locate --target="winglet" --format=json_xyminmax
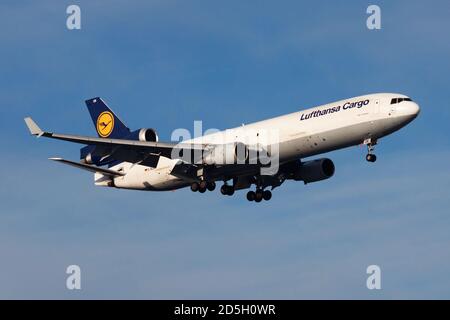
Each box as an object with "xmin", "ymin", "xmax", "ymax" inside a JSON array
[{"xmin": 24, "ymin": 117, "xmax": 44, "ymax": 137}]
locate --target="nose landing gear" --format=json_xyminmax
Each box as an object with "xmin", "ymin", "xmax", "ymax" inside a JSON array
[
  {"xmin": 366, "ymin": 153, "xmax": 377, "ymax": 163},
  {"xmin": 364, "ymin": 138, "xmax": 377, "ymax": 163}
]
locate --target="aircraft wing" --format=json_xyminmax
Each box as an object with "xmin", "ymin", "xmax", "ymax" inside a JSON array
[
  {"xmin": 24, "ymin": 117, "xmax": 206, "ymax": 162},
  {"xmin": 49, "ymin": 157, "xmax": 125, "ymax": 177}
]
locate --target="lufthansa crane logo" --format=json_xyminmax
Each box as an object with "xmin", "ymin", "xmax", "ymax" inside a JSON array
[{"xmin": 96, "ymin": 111, "xmax": 114, "ymax": 137}]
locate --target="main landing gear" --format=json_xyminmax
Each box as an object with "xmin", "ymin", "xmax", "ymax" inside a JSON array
[
  {"xmin": 246, "ymin": 189, "xmax": 272, "ymax": 202},
  {"xmin": 220, "ymin": 184, "xmax": 235, "ymax": 196},
  {"xmin": 191, "ymin": 181, "xmax": 216, "ymax": 193},
  {"xmin": 192, "ymin": 179, "xmax": 273, "ymax": 202},
  {"xmin": 364, "ymin": 138, "xmax": 377, "ymax": 163}
]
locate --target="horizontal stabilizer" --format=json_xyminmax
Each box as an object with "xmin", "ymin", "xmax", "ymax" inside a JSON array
[{"xmin": 49, "ymin": 157, "xmax": 125, "ymax": 177}]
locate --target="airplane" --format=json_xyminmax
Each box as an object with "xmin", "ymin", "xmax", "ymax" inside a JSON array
[{"xmin": 24, "ymin": 93, "xmax": 420, "ymax": 202}]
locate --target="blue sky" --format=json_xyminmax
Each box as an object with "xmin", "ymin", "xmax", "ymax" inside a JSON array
[{"xmin": 0, "ymin": 0, "xmax": 450, "ymax": 299}]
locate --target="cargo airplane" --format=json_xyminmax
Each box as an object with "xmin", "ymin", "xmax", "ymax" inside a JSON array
[{"xmin": 25, "ymin": 93, "xmax": 420, "ymax": 202}]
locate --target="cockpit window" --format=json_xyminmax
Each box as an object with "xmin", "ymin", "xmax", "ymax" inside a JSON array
[{"xmin": 391, "ymin": 97, "xmax": 413, "ymax": 104}]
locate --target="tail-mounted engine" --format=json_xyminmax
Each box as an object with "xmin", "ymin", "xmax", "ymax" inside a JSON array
[
  {"xmin": 129, "ymin": 128, "xmax": 159, "ymax": 142},
  {"xmin": 80, "ymin": 128, "xmax": 159, "ymax": 165}
]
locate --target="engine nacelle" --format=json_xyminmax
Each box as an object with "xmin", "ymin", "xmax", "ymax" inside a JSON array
[
  {"xmin": 203, "ymin": 142, "xmax": 249, "ymax": 165},
  {"xmin": 80, "ymin": 146, "xmax": 112, "ymax": 166},
  {"xmin": 137, "ymin": 128, "xmax": 158, "ymax": 142},
  {"xmin": 127, "ymin": 128, "xmax": 159, "ymax": 142},
  {"xmin": 293, "ymin": 158, "xmax": 335, "ymax": 184},
  {"xmin": 84, "ymin": 152, "xmax": 97, "ymax": 164},
  {"xmin": 83, "ymin": 152, "xmax": 115, "ymax": 166}
]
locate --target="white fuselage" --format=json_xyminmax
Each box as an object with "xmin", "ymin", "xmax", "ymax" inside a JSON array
[{"xmin": 98, "ymin": 93, "xmax": 420, "ymax": 190}]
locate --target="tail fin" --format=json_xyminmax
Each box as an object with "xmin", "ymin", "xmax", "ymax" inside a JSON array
[{"xmin": 85, "ymin": 97, "xmax": 130, "ymax": 138}]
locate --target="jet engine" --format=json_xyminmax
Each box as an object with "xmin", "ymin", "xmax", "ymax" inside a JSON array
[
  {"xmin": 80, "ymin": 145, "xmax": 112, "ymax": 165},
  {"xmin": 136, "ymin": 128, "xmax": 159, "ymax": 142},
  {"xmin": 127, "ymin": 128, "xmax": 159, "ymax": 142},
  {"xmin": 293, "ymin": 158, "xmax": 335, "ymax": 184}
]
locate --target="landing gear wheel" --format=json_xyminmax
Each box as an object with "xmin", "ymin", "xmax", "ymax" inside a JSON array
[
  {"xmin": 207, "ymin": 181, "xmax": 216, "ymax": 191},
  {"xmin": 247, "ymin": 191, "xmax": 256, "ymax": 201},
  {"xmin": 198, "ymin": 186, "xmax": 206, "ymax": 193},
  {"xmin": 199, "ymin": 180, "xmax": 207, "ymax": 189},
  {"xmin": 221, "ymin": 185, "xmax": 234, "ymax": 196},
  {"xmin": 365, "ymin": 139, "xmax": 377, "ymax": 163},
  {"xmin": 255, "ymin": 190, "xmax": 263, "ymax": 202},
  {"xmin": 263, "ymin": 190, "xmax": 272, "ymax": 201},
  {"xmin": 220, "ymin": 185, "xmax": 228, "ymax": 195},
  {"xmin": 366, "ymin": 154, "xmax": 377, "ymax": 163},
  {"xmin": 190, "ymin": 182, "xmax": 199, "ymax": 192}
]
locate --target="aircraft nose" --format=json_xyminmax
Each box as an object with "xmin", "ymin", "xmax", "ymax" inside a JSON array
[
  {"xmin": 396, "ymin": 101, "xmax": 420, "ymax": 118},
  {"xmin": 408, "ymin": 102, "xmax": 420, "ymax": 116}
]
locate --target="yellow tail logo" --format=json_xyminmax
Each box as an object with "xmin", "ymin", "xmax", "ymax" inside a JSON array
[{"xmin": 96, "ymin": 111, "xmax": 114, "ymax": 137}]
